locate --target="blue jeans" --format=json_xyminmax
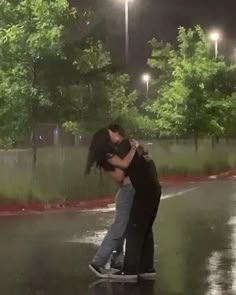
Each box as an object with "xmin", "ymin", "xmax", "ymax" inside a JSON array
[{"xmin": 92, "ymin": 183, "xmax": 135, "ymax": 267}]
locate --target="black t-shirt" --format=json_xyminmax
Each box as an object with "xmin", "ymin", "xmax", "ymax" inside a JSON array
[
  {"xmin": 127, "ymin": 151, "xmax": 161, "ymax": 195},
  {"xmin": 101, "ymin": 139, "xmax": 161, "ymax": 195},
  {"xmin": 116, "ymin": 139, "xmax": 161, "ymax": 194}
]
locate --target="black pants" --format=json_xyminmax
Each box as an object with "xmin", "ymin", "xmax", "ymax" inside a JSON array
[{"xmin": 123, "ymin": 190, "xmax": 161, "ymax": 274}]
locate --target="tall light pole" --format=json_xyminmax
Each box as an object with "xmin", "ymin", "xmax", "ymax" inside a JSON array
[
  {"xmin": 125, "ymin": 0, "xmax": 129, "ymax": 63},
  {"xmin": 210, "ymin": 31, "xmax": 220, "ymax": 58},
  {"xmin": 142, "ymin": 73, "xmax": 151, "ymax": 96},
  {"xmin": 233, "ymin": 48, "xmax": 236, "ymax": 64},
  {"xmin": 116, "ymin": 0, "xmax": 133, "ymax": 64},
  {"xmin": 124, "ymin": 0, "xmax": 133, "ymax": 64}
]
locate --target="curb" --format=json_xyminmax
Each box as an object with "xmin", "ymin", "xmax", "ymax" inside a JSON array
[
  {"xmin": 0, "ymin": 169, "xmax": 235, "ymax": 216},
  {"xmin": 0, "ymin": 198, "xmax": 114, "ymax": 216},
  {"xmin": 160, "ymin": 169, "xmax": 236, "ymax": 184}
]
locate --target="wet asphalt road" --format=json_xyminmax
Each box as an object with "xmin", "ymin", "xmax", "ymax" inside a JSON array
[{"xmin": 0, "ymin": 179, "xmax": 236, "ymax": 295}]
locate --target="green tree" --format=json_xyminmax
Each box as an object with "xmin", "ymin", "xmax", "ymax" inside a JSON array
[
  {"xmin": 147, "ymin": 26, "xmax": 236, "ymax": 150},
  {"xmin": 146, "ymin": 34, "xmax": 187, "ymax": 139},
  {"xmin": 0, "ymin": 0, "xmax": 139, "ymax": 153},
  {"xmin": 147, "ymin": 38, "xmax": 173, "ymax": 96},
  {"xmin": 0, "ymin": 0, "xmax": 85, "ymax": 163},
  {"xmin": 60, "ymin": 71, "xmax": 141, "ymax": 136}
]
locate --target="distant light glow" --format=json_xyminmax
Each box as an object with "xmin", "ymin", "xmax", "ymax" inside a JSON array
[
  {"xmin": 142, "ymin": 73, "xmax": 151, "ymax": 82},
  {"xmin": 210, "ymin": 31, "xmax": 220, "ymax": 41},
  {"xmin": 117, "ymin": 0, "xmax": 134, "ymax": 3}
]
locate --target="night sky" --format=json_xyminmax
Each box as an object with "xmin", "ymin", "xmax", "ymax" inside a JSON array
[{"xmin": 78, "ymin": 0, "xmax": 236, "ymax": 81}]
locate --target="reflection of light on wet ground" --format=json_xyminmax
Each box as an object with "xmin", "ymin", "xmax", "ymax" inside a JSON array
[
  {"xmin": 67, "ymin": 230, "xmax": 107, "ymax": 246},
  {"xmin": 207, "ymin": 251, "xmax": 223, "ymax": 295},
  {"xmin": 89, "ymin": 279, "xmax": 155, "ymax": 294},
  {"xmin": 227, "ymin": 217, "xmax": 236, "ymax": 225},
  {"xmin": 230, "ymin": 217, "xmax": 236, "ymax": 293},
  {"xmin": 225, "ymin": 214, "xmax": 236, "ymax": 293},
  {"xmin": 208, "ymin": 213, "xmax": 236, "ymax": 294},
  {"xmin": 66, "ymin": 187, "xmax": 199, "ymax": 248}
]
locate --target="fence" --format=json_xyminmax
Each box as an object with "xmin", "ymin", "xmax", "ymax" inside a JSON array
[{"xmin": 0, "ymin": 139, "xmax": 235, "ymax": 202}]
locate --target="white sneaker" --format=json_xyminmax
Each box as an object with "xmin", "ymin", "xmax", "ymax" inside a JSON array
[
  {"xmin": 89, "ymin": 263, "xmax": 109, "ymax": 279},
  {"xmin": 109, "ymin": 271, "xmax": 138, "ymax": 281},
  {"xmin": 139, "ymin": 269, "xmax": 156, "ymax": 279}
]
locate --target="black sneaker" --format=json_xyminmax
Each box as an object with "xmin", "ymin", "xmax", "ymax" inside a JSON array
[
  {"xmin": 89, "ymin": 263, "xmax": 109, "ymax": 279},
  {"xmin": 139, "ymin": 269, "xmax": 156, "ymax": 279},
  {"xmin": 109, "ymin": 271, "xmax": 138, "ymax": 281}
]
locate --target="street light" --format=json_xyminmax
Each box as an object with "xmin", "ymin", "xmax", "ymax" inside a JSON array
[
  {"xmin": 210, "ymin": 31, "xmax": 221, "ymax": 58},
  {"xmin": 120, "ymin": 0, "xmax": 134, "ymax": 64},
  {"xmin": 142, "ymin": 73, "xmax": 151, "ymax": 96},
  {"xmin": 233, "ymin": 48, "xmax": 236, "ymax": 64}
]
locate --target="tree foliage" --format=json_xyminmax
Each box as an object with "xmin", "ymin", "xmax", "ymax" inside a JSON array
[
  {"xmin": 146, "ymin": 26, "xmax": 236, "ymax": 148},
  {"xmin": 0, "ymin": 0, "xmax": 137, "ymax": 148}
]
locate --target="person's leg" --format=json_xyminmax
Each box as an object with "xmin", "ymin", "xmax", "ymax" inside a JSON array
[
  {"xmin": 139, "ymin": 229, "xmax": 155, "ymax": 272},
  {"xmin": 121, "ymin": 194, "xmax": 151, "ymax": 274},
  {"xmin": 92, "ymin": 183, "xmax": 135, "ymax": 267},
  {"xmin": 110, "ymin": 191, "xmax": 160, "ymax": 278},
  {"xmin": 110, "ymin": 238, "xmax": 124, "ymax": 269},
  {"xmin": 139, "ymin": 198, "xmax": 160, "ymax": 276}
]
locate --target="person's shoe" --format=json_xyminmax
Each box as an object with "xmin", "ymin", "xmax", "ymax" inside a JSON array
[
  {"xmin": 110, "ymin": 262, "xmax": 123, "ymax": 273},
  {"xmin": 89, "ymin": 263, "xmax": 109, "ymax": 279},
  {"xmin": 110, "ymin": 267, "xmax": 122, "ymax": 274},
  {"xmin": 109, "ymin": 271, "xmax": 138, "ymax": 281},
  {"xmin": 139, "ymin": 269, "xmax": 156, "ymax": 279}
]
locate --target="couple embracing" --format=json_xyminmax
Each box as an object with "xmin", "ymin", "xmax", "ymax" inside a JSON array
[{"xmin": 85, "ymin": 124, "xmax": 161, "ymax": 281}]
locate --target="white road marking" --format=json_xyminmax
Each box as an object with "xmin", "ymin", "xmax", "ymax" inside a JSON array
[
  {"xmin": 161, "ymin": 187, "xmax": 199, "ymax": 200},
  {"xmin": 80, "ymin": 207, "xmax": 116, "ymax": 213},
  {"xmin": 209, "ymin": 175, "xmax": 217, "ymax": 179},
  {"xmin": 68, "ymin": 231, "xmax": 107, "ymax": 246},
  {"xmin": 80, "ymin": 187, "xmax": 199, "ymax": 213},
  {"xmin": 68, "ymin": 187, "xmax": 199, "ymax": 246}
]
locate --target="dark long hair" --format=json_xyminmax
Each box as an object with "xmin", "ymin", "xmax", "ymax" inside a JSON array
[
  {"xmin": 85, "ymin": 128, "xmax": 113, "ymax": 175},
  {"xmin": 108, "ymin": 123, "xmax": 126, "ymax": 137}
]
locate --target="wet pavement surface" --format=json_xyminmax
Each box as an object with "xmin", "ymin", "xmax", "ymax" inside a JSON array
[{"xmin": 1, "ymin": 179, "xmax": 236, "ymax": 295}]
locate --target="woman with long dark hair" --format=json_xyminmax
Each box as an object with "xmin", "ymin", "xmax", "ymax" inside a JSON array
[
  {"xmin": 85, "ymin": 126, "xmax": 161, "ymax": 281},
  {"xmin": 86, "ymin": 126, "xmax": 136, "ymax": 279}
]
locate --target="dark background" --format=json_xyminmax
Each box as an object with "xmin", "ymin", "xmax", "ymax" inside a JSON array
[{"xmin": 75, "ymin": 0, "xmax": 236, "ymax": 83}]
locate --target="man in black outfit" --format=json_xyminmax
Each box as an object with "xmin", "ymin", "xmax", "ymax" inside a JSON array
[{"xmin": 108, "ymin": 124, "xmax": 162, "ymax": 280}]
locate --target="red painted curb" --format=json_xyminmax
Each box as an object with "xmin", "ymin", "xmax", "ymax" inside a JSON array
[
  {"xmin": 0, "ymin": 198, "xmax": 114, "ymax": 215},
  {"xmin": 160, "ymin": 169, "xmax": 236, "ymax": 184},
  {"xmin": 0, "ymin": 169, "xmax": 235, "ymax": 216},
  {"xmin": 160, "ymin": 175, "xmax": 208, "ymax": 184}
]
